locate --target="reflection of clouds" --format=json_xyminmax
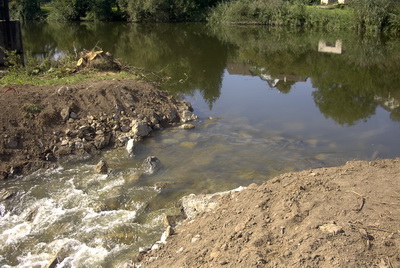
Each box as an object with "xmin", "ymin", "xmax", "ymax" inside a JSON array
[{"xmin": 318, "ymin": 40, "xmax": 342, "ymax": 54}]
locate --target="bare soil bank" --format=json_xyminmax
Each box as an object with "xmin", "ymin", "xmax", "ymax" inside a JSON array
[
  {"xmin": 140, "ymin": 158, "xmax": 400, "ymax": 268},
  {"xmin": 0, "ymin": 79, "xmax": 194, "ymax": 179}
]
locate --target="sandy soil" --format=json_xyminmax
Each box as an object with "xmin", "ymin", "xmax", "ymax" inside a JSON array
[
  {"xmin": 139, "ymin": 158, "xmax": 400, "ymax": 268},
  {"xmin": 0, "ymin": 79, "xmax": 194, "ymax": 179}
]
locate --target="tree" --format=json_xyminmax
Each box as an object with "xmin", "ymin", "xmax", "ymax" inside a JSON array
[
  {"xmin": 48, "ymin": 0, "xmax": 115, "ymax": 21},
  {"xmin": 10, "ymin": 0, "xmax": 41, "ymax": 20}
]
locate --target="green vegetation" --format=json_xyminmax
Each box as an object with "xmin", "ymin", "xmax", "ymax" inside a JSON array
[
  {"xmin": 0, "ymin": 49, "xmax": 137, "ymax": 86},
  {"xmin": 6, "ymin": 0, "xmax": 400, "ymax": 34},
  {"xmin": 208, "ymin": 0, "xmax": 400, "ymax": 34},
  {"xmin": 9, "ymin": 0, "xmax": 42, "ymax": 20},
  {"xmin": 23, "ymin": 104, "xmax": 43, "ymax": 118}
]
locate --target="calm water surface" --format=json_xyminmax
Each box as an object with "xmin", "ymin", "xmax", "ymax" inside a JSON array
[{"xmin": 1, "ymin": 22, "xmax": 400, "ymax": 267}]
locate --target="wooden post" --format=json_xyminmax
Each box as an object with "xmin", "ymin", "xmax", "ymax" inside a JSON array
[{"xmin": 0, "ymin": 0, "xmax": 24, "ymax": 66}]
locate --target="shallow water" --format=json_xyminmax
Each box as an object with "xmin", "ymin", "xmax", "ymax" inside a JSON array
[{"xmin": 1, "ymin": 22, "xmax": 400, "ymax": 267}]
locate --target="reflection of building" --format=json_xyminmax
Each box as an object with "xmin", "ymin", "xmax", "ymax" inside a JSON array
[
  {"xmin": 226, "ymin": 63, "xmax": 254, "ymax": 76},
  {"xmin": 320, "ymin": 0, "xmax": 346, "ymax": 4},
  {"xmin": 318, "ymin": 40, "xmax": 343, "ymax": 54},
  {"xmin": 374, "ymin": 95, "xmax": 400, "ymax": 111},
  {"xmin": 259, "ymin": 73, "xmax": 307, "ymax": 88},
  {"xmin": 226, "ymin": 63, "xmax": 307, "ymax": 91}
]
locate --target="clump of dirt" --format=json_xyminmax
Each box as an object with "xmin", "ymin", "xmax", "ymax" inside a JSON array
[
  {"xmin": 0, "ymin": 79, "xmax": 196, "ymax": 178},
  {"xmin": 139, "ymin": 158, "xmax": 400, "ymax": 268}
]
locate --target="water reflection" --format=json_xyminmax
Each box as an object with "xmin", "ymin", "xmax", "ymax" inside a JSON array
[
  {"xmin": 21, "ymin": 22, "xmax": 400, "ymax": 126},
  {"xmin": 318, "ymin": 40, "xmax": 342, "ymax": 54}
]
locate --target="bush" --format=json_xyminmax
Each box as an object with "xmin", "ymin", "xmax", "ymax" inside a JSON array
[
  {"xmin": 48, "ymin": 0, "xmax": 113, "ymax": 21},
  {"xmin": 10, "ymin": 0, "xmax": 42, "ymax": 20},
  {"xmin": 117, "ymin": 0, "xmax": 220, "ymax": 22},
  {"xmin": 350, "ymin": 0, "xmax": 393, "ymax": 32}
]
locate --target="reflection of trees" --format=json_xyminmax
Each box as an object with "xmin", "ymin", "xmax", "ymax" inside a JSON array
[
  {"xmin": 23, "ymin": 22, "xmax": 227, "ymax": 108},
  {"xmin": 312, "ymin": 85, "xmax": 376, "ymax": 126},
  {"xmin": 210, "ymin": 25, "xmax": 400, "ymax": 125}
]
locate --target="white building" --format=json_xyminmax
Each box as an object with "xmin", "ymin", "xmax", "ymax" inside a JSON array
[{"xmin": 320, "ymin": 0, "xmax": 346, "ymax": 4}]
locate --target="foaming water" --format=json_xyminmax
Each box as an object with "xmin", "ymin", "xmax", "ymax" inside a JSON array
[{"xmin": 0, "ymin": 161, "xmax": 166, "ymax": 267}]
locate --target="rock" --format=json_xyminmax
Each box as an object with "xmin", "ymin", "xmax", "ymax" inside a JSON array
[
  {"xmin": 48, "ymin": 240, "xmax": 81, "ymax": 268},
  {"xmin": 69, "ymin": 111, "xmax": 78, "ymax": 119},
  {"xmin": 162, "ymin": 214, "xmax": 184, "ymax": 227},
  {"xmin": 151, "ymin": 243, "xmax": 161, "ymax": 251},
  {"xmin": 318, "ymin": 223, "xmax": 344, "ymax": 235},
  {"xmin": 191, "ymin": 234, "xmax": 201, "ymax": 243},
  {"xmin": 179, "ymin": 123, "xmax": 195, "ymax": 129},
  {"xmin": 160, "ymin": 226, "xmax": 174, "ymax": 243},
  {"xmin": 94, "ymin": 133, "xmax": 111, "ymax": 149},
  {"xmin": 0, "ymin": 188, "xmax": 14, "ymax": 201},
  {"xmin": 0, "ymin": 203, "xmax": 5, "ymax": 217},
  {"xmin": 154, "ymin": 181, "xmax": 176, "ymax": 192},
  {"xmin": 0, "ymin": 171, "xmax": 8, "ymax": 180},
  {"xmin": 6, "ymin": 139, "xmax": 18, "ymax": 149},
  {"xmin": 131, "ymin": 120, "xmax": 151, "ymax": 137},
  {"xmin": 120, "ymin": 125, "xmax": 131, "ymax": 133},
  {"xmin": 180, "ymin": 186, "xmax": 246, "ymax": 220},
  {"xmin": 60, "ymin": 107, "xmax": 70, "ymax": 121},
  {"xmin": 180, "ymin": 142, "xmax": 197, "ymax": 149},
  {"xmin": 139, "ymin": 245, "xmax": 152, "ymax": 253},
  {"xmin": 126, "ymin": 139, "xmax": 136, "ymax": 157},
  {"xmin": 95, "ymin": 160, "xmax": 108, "ymax": 174},
  {"xmin": 141, "ymin": 156, "xmax": 162, "ymax": 175},
  {"xmin": 180, "ymin": 110, "xmax": 198, "ymax": 123},
  {"xmin": 61, "ymin": 139, "xmax": 69, "ymax": 146}
]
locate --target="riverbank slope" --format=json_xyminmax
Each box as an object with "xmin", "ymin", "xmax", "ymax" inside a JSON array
[
  {"xmin": 0, "ymin": 79, "xmax": 195, "ymax": 178},
  {"xmin": 139, "ymin": 158, "xmax": 400, "ymax": 267}
]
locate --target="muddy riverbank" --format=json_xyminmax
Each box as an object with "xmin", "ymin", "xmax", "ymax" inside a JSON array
[
  {"xmin": 0, "ymin": 79, "xmax": 196, "ymax": 179},
  {"xmin": 138, "ymin": 158, "xmax": 400, "ymax": 268}
]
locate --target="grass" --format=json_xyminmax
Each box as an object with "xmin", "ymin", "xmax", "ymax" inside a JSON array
[
  {"xmin": 0, "ymin": 70, "xmax": 137, "ymax": 86},
  {"xmin": 0, "ymin": 50, "xmax": 140, "ymax": 86},
  {"xmin": 208, "ymin": 1, "xmax": 400, "ymax": 34}
]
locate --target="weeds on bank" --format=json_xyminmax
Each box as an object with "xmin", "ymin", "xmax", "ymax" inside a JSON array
[
  {"xmin": 0, "ymin": 48, "xmax": 139, "ymax": 86},
  {"xmin": 208, "ymin": 0, "xmax": 400, "ymax": 34}
]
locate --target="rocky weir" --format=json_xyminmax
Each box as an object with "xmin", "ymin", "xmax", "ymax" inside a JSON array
[
  {"xmin": 0, "ymin": 79, "xmax": 197, "ymax": 179},
  {"xmin": 0, "ymin": 78, "xmax": 201, "ymax": 267}
]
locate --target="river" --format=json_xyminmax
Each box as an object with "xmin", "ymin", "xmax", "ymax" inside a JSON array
[{"xmin": 1, "ymin": 22, "xmax": 400, "ymax": 267}]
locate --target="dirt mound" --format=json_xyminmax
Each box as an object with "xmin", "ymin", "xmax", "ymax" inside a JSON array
[
  {"xmin": 0, "ymin": 79, "xmax": 195, "ymax": 178},
  {"xmin": 139, "ymin": 158, "xmax": 400, "ymax": 268}
]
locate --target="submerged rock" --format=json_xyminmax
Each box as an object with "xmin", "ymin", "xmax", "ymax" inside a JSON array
[
  {"xmin": 0, "ymin": 188, "xmax": 14, "ymax": 201},
  {"xmin": 141, "ymin": 156, "xmax": 162, "ymax": 175},
  {"xmin": 95, "ymin": 160, "xmax": 108, "ymax": 174},
  {"xmin": 179, "ymin": 123, "xmax": 195, "ymax": 129}
]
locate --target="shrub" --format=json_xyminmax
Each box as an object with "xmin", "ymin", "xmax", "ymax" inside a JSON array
[
  {"xmin": 10, "ymin": 0, "xmax": 42, "ymax": 20},
  {"xmin": 350, "ymin": 0, "xmax": 393, "ymax": 33}
]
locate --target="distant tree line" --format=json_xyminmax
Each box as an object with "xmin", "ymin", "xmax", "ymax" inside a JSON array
[
  {"xmin": 8, "ymin": 0, "xmax": 223, "ymax": 22},
  {"xmin": 6, "ymin": 0, "xmax": 400, "ymax": 33}
]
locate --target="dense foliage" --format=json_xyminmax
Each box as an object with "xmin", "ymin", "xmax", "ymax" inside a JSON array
[
  {"xmin": 10, "ymin": 0, "xmax": 42, "ymax": 20},
  {"xmin": 5, "ymin": 0, "xmax": 400, "ymax": 33},
  {"xmin": 208, "ymin": 0, "xmax": 400, "ymax": 33}
]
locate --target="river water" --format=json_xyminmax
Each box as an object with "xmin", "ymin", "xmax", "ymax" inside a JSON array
[{"xmin": 1, "ymin": 22, "xmax": 400, "ymax": 267}]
